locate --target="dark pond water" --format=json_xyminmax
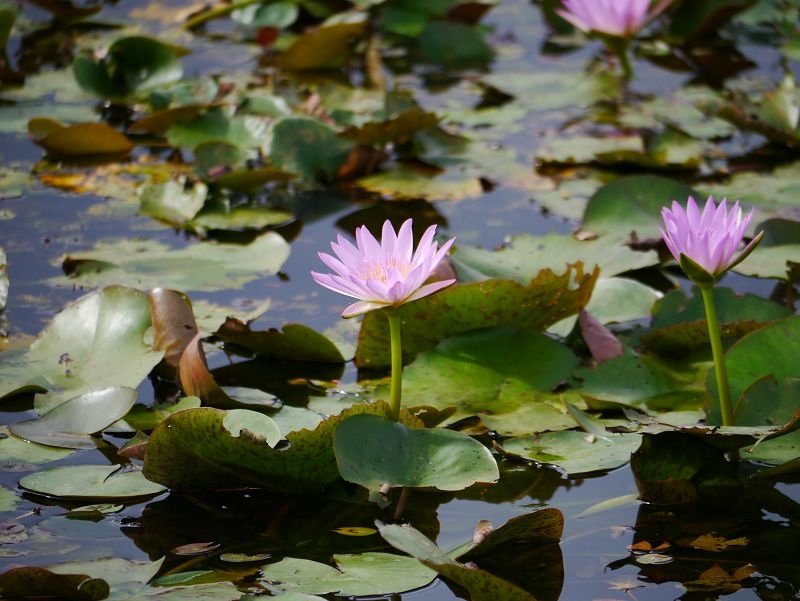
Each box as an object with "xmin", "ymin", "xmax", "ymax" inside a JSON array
[{"xmin": 1, "ymin": 0, "xmax": 799, "ymax": 600}]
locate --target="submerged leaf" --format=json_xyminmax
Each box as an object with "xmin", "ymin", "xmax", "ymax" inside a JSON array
[{"xmin": 0, "ymin": 567, "xmax": 109, "ymax": 601}]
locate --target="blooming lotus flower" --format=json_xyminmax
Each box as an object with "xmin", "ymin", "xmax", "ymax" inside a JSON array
[
  {"xmin": 659, "ymin": 196, "xmax": 762, "ymax": 283},
  {"xmin": 557, "ymin": 0, "xmax": 672, "ymax": 37},
  {"xmin": 312, "ymin": 219, "xmax": 456, "ymax": 318}
]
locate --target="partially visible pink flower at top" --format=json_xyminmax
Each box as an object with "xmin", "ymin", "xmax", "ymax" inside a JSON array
[
  {"xmin": 659, "ymin": 196, "xmax": 759, "ymax": 280},
  {"xmin": 311, "ymin": 219, "xmax": 456, "ymax": 318},
  {"xmin": 557, "ymin": 0, "xmax": 672, "ymax": 37}
]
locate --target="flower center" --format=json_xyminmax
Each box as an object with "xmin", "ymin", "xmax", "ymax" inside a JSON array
[{"xmin": 361, "ymin": 255, "xmax": 410, "ymax": 283}]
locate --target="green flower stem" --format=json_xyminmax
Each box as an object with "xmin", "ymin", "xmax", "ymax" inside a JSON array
[
  {"xmin": 617, "ymin": 48, "xmax": 633, "ymax": 81},
  {"xmin": 387, "ymin": 309, "xmax": 403, "ymax": 422},
  {"xmin": 699, "ymin": 284, "xmax": 734, "ymax": 427}
]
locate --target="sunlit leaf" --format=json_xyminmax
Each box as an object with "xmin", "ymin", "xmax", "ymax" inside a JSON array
[{"xmin": 20, "ymin": 465, "xmax": 166, "ymax": 500}]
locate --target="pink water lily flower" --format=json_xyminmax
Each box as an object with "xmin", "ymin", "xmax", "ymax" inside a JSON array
[
  {"xmin": 557, "ymin": 0, "xmax": 672, "ymax": 37},
  {"xmin": 312, "ymin": 219, "xmax": 456, "ymax": 318},
  {"xmin": 659, "ymin": 196, "xmax": 761, "ymax": 281}
]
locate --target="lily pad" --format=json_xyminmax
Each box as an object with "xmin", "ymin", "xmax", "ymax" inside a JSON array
[
  {"xmin": 166, "ymin": 108, "xmax": 268, "ymax": 151},
  {"xmin": 397, "ymin": 327, "xmax": 578, "ymax": 431},
  {"xmin": 260, "ymin": 552, "xmax": 435, "ymax": 596},
  {"xmin": 142, "ymin": 401, "xmax": 420, "ymax": 492},
  {"xmin": 0, "ymin": 426, "xmax": 74, "ymax": 468},
  {"xmin": 10, "ymin": 387, "xmax": 137, "ymax": 449},
  {"xmin": 580, "ymin": 175, "xmax": 698, "ymax": 242},
  {"xmin": 24, "ymin": 286, "xmax": 163, "ymax": 412},
  {"xmin": 500, "ymin": 430, "xmax": 642, "ymax": 476},
  {"xmin": 452, "ymin": 233, "xmax": 657, "ymax": 282},
  {"xmin": 29, "ymin": 120, "xmax": 133, "ymax": 158},
  {"xmin": 642, "ymin": 287, "xmax": 792, "ymax": 356},
  {"xmin": 732, "ymin": 218, "xmax": 800, "ymax": 280},
  {"xmin": 0, "ymin": 566, "xmax": 109, "ymax": 601},
  {"xmin": 707, "ymin": 316, "xmax": 800, "ymax": 420},
  {"xmin": 0, "ymin": 246, "xmax": 6, "ymax": 310},
  {"xmin": 334, "ymin": 414, "xmax": 499, "ymax": 492},
  {"xmin": 59, "ymin": 232, "xmax": 290, "ymax": 292},
  {"xmin": 356, "ymin": 264, "xmax": 598, "ymax": 368},
  {"xmin": 214, "ymin": 320, "xmax": 345, "ymax": 363},
  {"xmin": 279, "ymin": 21, "xmax": 367, "ymax": 71},
  {"xmin": 74, "ymin": 36, "xmax": 184, "ymax": 99},
  {"xmin": 378, "ymin": 523, "xmax": 538, "ymax": 601},
  {"xmin": 269, "ymin": 118, "xmax": 354, "ymax": 182},
  {"xmin": 20, "ymin": 465, "xmax": 166, "ymax": 500},
  {"xmin": 139, "ymin": 180, "xmax": 208, "ymax": 227}
]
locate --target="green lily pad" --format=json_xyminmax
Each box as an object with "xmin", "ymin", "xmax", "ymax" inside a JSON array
[
  {"xmin": 341, "ymin": 108, "xmax": 439, "ymax": 146},
  {"xmin": 142, "ymin": 401, "xmax": 419, "ymax": 492},
  {"xmin": 356, "ymin": 264, "xmax": 598, "ymax": 369},
  {"xmin": 125, "ymin": 397, "xmax": 202, "ymax": 431},
  {"xmin": 139, "ymin": 180, "xmax": 208, "ymax": 227},
  {"xmin": 10, "ymin": 387, "xmax": 137, "ymax": 449},
  {"xmin": 0, "ymin": 566, "xmax": 109, "ymax": 601},
  {"xmin": 397, "ymin": 328, "xmax": 578, "ymax": 431},
  {"xmin": 580, "ymin": 175, "xmax": 698, "ymax": 242},
  {"xmin": 269, "ymin": 118, "xmax": 354, "ymax": 182},
  {"xmin": 24, "ymin": 286, "xmax": 163, "ymax": 412},
  {"xmin": 549, "ymin": 277, "xmax": 664, "ymax": 337},
  {"xmin": 166, "ymin": 108, "xmax": 268, "ymax": 151},
  {"xmin": 0, "ymin": 485, "xmax": 16, "ymax": 511},
  {"xmin": 260, "ymin": 552, "xmax": 435, "ymax": 596},
  {"xmin": 334, "ymin": 414, "xmax": 499, "ymax": 492},
  {"xmin": 214, "ymin": 320, "xmax": 345, "ymax": 362},
  {"xmin": 453, "ymin": 508, "xmax": 564, "ymax": 560},
  {"xmin": 0, "ymin": 426, "xmax": 74, "ymax": 468},
  {"xmin": 58, "ymin": 232, "xmax": 290, "ymax": 292},
  {"xmin": 20, "ymin": 465, "xmax": 166, "ymax": 500},
  {"xmin": 48, "ymin": 557, "xmax": 163, "ymax": 587},
  {"xmin": 642, "ymin": 287, "xmax": 792, "ymax": 356},
  {"xmin": 732, "ymin": 218, "xmax": 800, "ymax": 280},
  {"xmin": 279, "ymin": 21, "xmax": 367, "ymax": 71},
  {"xmin": 707, "ymin": 316, "xmax": 800, "ymax": 422},
  {"xmin": 74, "ymin": 36, "xmax": 184, "ymax": 99},
  {"xmin": 355, "ymin": 163, "xmax": 484, "ymax": 201},
  {"xmin": 378, "ymin": 523, "xmax": 538, "ymax": 601},
  {"xmin": 577, "ymin": 351, "xmax": 702, "ymax": 409},
  {"xmin": 500, "ymin": 430, "xmax": 642, "ymax": 476},
  {"xmin": 482, "ymin": 70, "xmax": 616, "ymax": 113},
  {"xmin": 452, "ymin": 233, "xmax": 657, "ymax": 282},
  {"xmin": 417, "ymin": 21, "xmax": 492, "ymax": 68},
  {"xmin": 737, "ymin": 377, "xmax": 800, "ymax": 465}
]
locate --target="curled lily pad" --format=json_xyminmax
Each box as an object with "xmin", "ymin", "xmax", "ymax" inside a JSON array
[
  {"xmin": 214, "ymin": 320, "xmax": 346, "ymax": 363},
  {"xmin": 10, "ymin": 387, "xmax": 137, "ymax": 449},
  {"xmin": 20, "ymin": 465, "xmax": 166, "ymax": 500}
]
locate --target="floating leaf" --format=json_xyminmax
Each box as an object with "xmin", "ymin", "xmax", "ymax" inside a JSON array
[
  {"xmin": 10, "ymin": 387, "xmax": 137, "ymax": 449},
  {"xmin": 707, "ymin": 316, "xmax": 800, "ymax": 422},
  {"xmin": 500, "ymin": 430, "xmax": 641, "ymax": 476},
  {"xmin": 378, "ymin": 523, "xmax": 538, "ymax": 601},
  {"xmin": 356, "ymin": 264, "xmax": 598, "ymax": 368},
  {"xmin": 142, "ymin": 402, "xmax": 419, "ymax": 492},
  {"xmin": 397, "ymin": 327, "xmax": 578, "ymax": 432},
  {"xmin": 340, "ymin": 108, "xmax": 439, "ymax": 146},
  {"xmin": 20, "ymin": 465, "xmax": 166, "ymax": 500},
  {"xmin": 681, "ymin": 564, "xmax": 757, "ymax": 594},
  {"xmin": 334, "ymin": 414, "xmax": 498, "ymax": 492},
  {"xmin": 59, "ymin": 232, "xmax": 290, "ymax": 292},
  {"xmin": 453, "ymin": 234, "xmax": 656, "ymax": 282},
  {"xmin": 24, "ymin": 286, "xmax": 163, "ymax": 412},
  {"xmin": 279, "ymin": 21, "xmax": 367, "ymax": 71},
  {"xmin": 0, "ymin": 567, "xmax": 109, "ymax": 601},
  {"xmin": 269, "ymin": 118, "xmax": 354, "ymax": 182},
  {"xmin": 417, "ymin": 21, "xmax": 492, "ymax": 68},
  {"xmin": 125, "ymin": 397, "xmax": 202, "ymax": 432},
  {"xmin": 29, "ymin": 120, "xmax": 133, "ymax": 158},
  {"xmin": 580, "ymin": 175, "xmax": 698, "ymax": 242},
  {"xmin": 731, "ymin": 218, "xmax": 800, "ymax": 280},
  {"xmin": 0, "ymin": 425, "xmax": 74, "ymax": 469},
  {"xmin": 139, "ymin": 180, "xmax": 207, "ymax": 227},
  {"xmin": 214, "ymin": 320, "xmax": 345, "ymax": 363},
  {"xmin": 688, "ymin": 534, "xmax": 749, "ymax": 552},
  {"xmin": 0, "ymin": 485, "xmax": 17, "ymax": 511},
  {"xmin": 74, "ymin": 36, "xmax": 184, "ymax": 99},
  {"xmin": 172, "ymin": 542, "xmax": 221, "ymax": 556},
  {"xmin": 642, "ymin": 287, "xmax": 791, "ymax": 356},
  {"xmin": 166, "ymin": 108, "xmax": 268, "ymax": 151},
  {"xmin": 260, "ymin": 552, "xmax": 435, "ymax": 596},
  {"xmin": 332, "ymin": 527, "xmax": 376, "ymax": 537}
]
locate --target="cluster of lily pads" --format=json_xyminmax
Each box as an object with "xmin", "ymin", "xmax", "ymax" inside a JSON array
[{"xmin": 0, "ymin": 0, "xmax": 799, "ymax": 598}]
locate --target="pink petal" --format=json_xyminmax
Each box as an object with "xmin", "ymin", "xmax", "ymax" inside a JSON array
[
  {"xmin": 404, "ymin": 279, "xmax": 456, "ymax": 303},
  {"xmin": 342, "ymin": 300, "xmax": 388, "ymax": 318}
]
